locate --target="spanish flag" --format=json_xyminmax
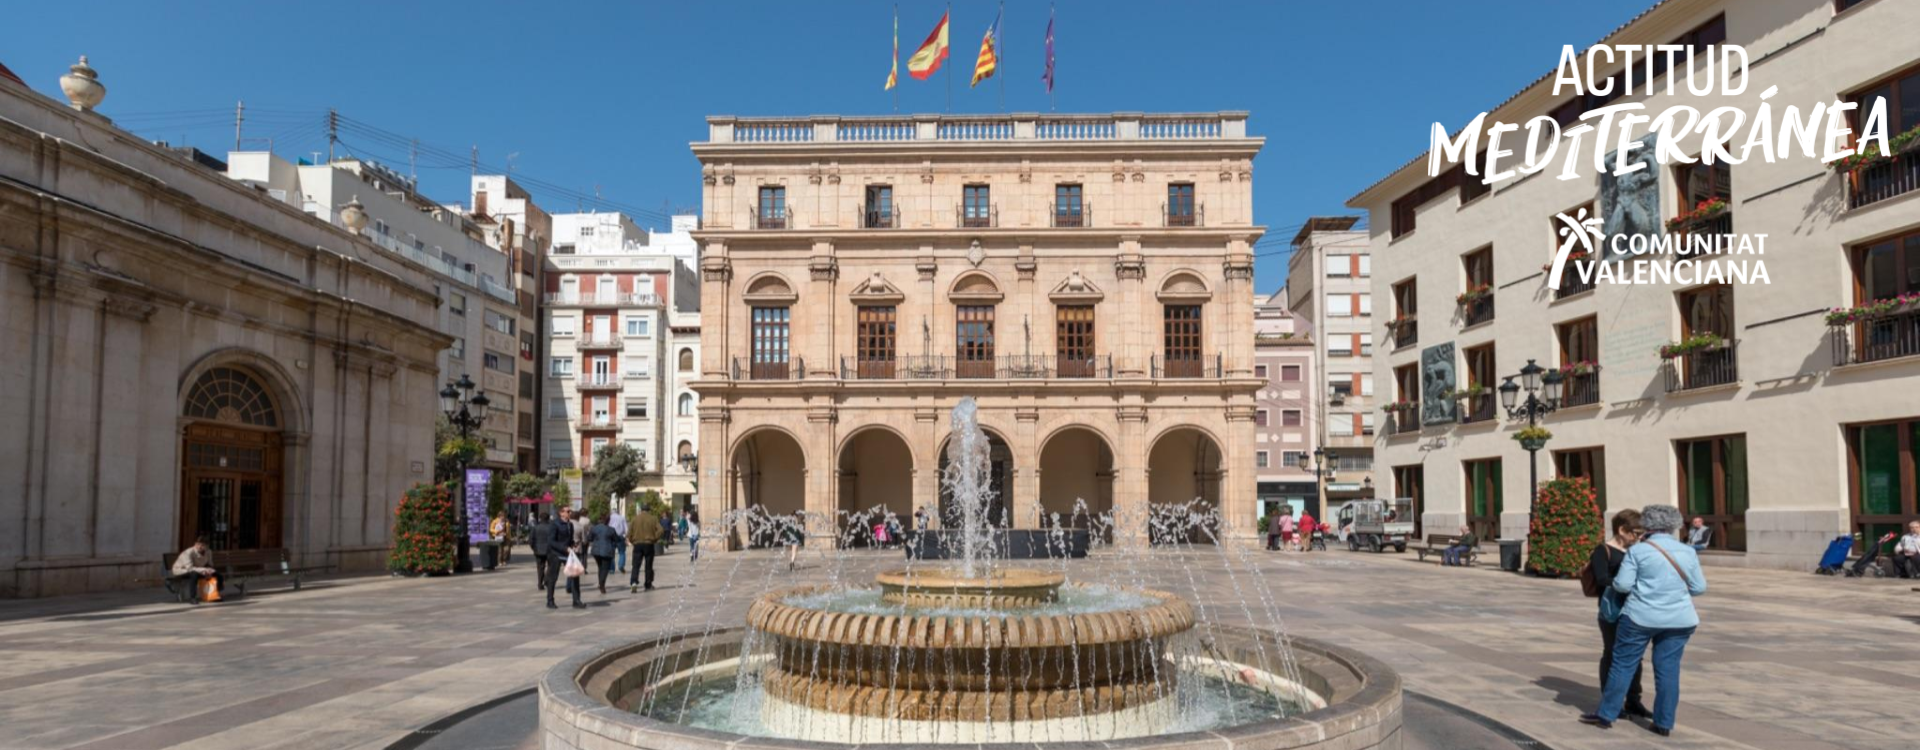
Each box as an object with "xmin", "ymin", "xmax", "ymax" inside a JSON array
[
  {"xmin": 970, "ymin": 11, "xmax": 1000, "ymax": 87},
  {"xmin": 884, "ymin": 9, "xmax": 898, "ymax": 90},
  {"xmin": 906, "ymin": 12, "xmax": 949, "ymax": 80}
]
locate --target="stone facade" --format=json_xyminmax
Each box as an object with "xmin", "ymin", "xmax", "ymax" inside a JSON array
[
  {"xmin": 690, "ymin": 113, "xmax": 1265, "ymax": 544},
  {"xmin": 0, "ymin": 75, "xmax": 447, "ymax": 595}
]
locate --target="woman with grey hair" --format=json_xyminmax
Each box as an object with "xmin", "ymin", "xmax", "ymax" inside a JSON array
[{"xmin": 1582, "ymin": 504, "xmax": 1706, "ymax": 736}]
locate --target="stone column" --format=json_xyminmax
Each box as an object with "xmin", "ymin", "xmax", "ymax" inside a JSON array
[
  {"xmin": 93, "ymin": 295, "xmax": 156, "ymax": 559},
  {"xmin": 807, "ymin": 407, "xmax": 838, "ymax": 539},
  {"xmin": 1222, "ymin": 236, "xmax": 1256, "ymax": 377},
  {"xmin": 698, "ymin": 405, "xmax": 733, "ymax": 552},
  {"xmin": 1113, "ymin": 400, "xmax": 1149, "ymax": 547},
  {"xmin": 699, "ymin": 247, "xmax": 731, "ymax": 379},
  {"xmin": 1013, "ymin": 409, "xmax": 1040, "ymax": 528},
  {"xmin": 806, "ymin": 243, "xmax": 837, "ymax": 378},
  {"xmin": 1114, "ymin": 241, "xmax": 1146, "ymax": 377},
  {"xmin": 913, "ymin": 408, "xmax": 941, "ymax": 524}
]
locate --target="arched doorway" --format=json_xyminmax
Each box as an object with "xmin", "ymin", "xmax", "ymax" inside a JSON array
[
  {"xmin": 731, "ymin": 428, "xmax": 806, "ymax": 548},
  {"xmin": 179, "ymin": 366, "xmax": 286, "ymax": 553},
  {"xmin": 1038, "ymin": 427, "xmax": 1114, "ymax": 531},
  {"xmin": 1147, "ymin": 426, "xmax": 1223, "ymax": 544},
  {"xmin": 837, "ymin": 428, "xmax": 915, "ymax": 546},
  {"xmin": 937, "ymin": 428, "xmax": 1014, "ymax": 528}
]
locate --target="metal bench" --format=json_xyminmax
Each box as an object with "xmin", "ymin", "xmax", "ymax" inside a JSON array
[
  {"xmin": 158, "ymin": 548, "xmax": 331, "ymax": 600},
  {"xmin": 1413, "ymin": 534, "xmax": 1479, "ymax": 565}
]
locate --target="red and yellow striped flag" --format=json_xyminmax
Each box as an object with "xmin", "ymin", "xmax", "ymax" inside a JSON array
[
  {"xmin": 906, "ymin": 12, "xmax": 949, "ymax": 80},
  {"xmin": 884, "ymin": 10, "xmax": 898, "ymax": 90},
  {"xmin": 970, "ymin": 12, "xmax": 1001, "ymax": 87}
]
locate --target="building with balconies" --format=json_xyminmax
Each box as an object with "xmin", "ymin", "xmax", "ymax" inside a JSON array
[
  {"xmin": 1253, "ymin": 293, "xmax": 1321, "ymax": 522},
  {"xmin": 1282, "ymin": 217, "xmax": 1377, "ymax": 511},
  {"xmin": 469, "ymin": 175, "xmax": 553, "ymax": 474},
  {"xmin": 1350, "ymin": 0, "xmax": 1920, "ymax": 569},
  {"xmin": 691, "ymin": 111, "xmax": 1264, "ymax": 546}
]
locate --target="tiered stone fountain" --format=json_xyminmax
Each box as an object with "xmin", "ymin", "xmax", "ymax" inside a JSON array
[{"xmin": 539, "ymin": 398, "xmax": 1404, "ymax": 749}]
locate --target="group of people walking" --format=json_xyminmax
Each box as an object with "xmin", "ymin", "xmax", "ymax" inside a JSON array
[
  {"xmin": 1265, "ymin": 509, "xmax": 1320, "ymax": 551},
  {"xmin": 1581, "ymin": 503, "xmax": 1708, "ymax": 737},
  {"xmin": 524, "ymin": 505, "xmax": 701, "ymax": 609}
]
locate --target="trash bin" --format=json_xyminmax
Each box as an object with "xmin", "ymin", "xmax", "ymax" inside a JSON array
[
  {"xmin": 477, "ymin": 541, "xmax": 500, "ymax": 571},
  {"xmin": 1498, "ymin": 540, "xmax": 1524, "ymax": 572}
]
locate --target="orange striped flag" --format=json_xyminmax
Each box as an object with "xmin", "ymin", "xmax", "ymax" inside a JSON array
[
  {"xmin": 970, "ymin": 11, "xmax": 1000, "ymax": 87},
  {"xmin": 906, "ymin": 12, "xmax": 949, "ymax": 80}
]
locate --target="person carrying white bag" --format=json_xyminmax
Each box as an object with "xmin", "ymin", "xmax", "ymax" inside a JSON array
[{"xmin": 546, "ymin": 507, "xmax": 585, "ymax": 609}]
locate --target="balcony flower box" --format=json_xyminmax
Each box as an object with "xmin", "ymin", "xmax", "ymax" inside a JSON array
[
  {"xmin": 1559, "ymin": 360, "xmax": 1600, "ymax": 376},
  {"xmin": 1512, "ymin": 425, "xmax": 1553, "ymax": 452},
  {"xmin": 1830, "ymin": 124, "xmax": 1920, "ymax": 174},
  {"xmin": 1658, "ymin": 332, "xmax": 1727, "ymax": 360},
  {"xmin": 1541, "ymin": 249, "xmax": 1591, "ymax": 273},
  {"xmin": 1664, "ymin": 197, "xmax": 1730, "ymax": 233},
  {"xmin": 1443, "ymin": 384, "xmax": 1489, "ymax": 402},
  {"xmin": 1824, "ymin": 293, "xmax": 1920, "ymax": 326},
  {"xmin": 1455, "ymin": 285, "xmax": 1492, "ymax": 306}
]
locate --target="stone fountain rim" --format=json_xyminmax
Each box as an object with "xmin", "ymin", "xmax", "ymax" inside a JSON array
[
  {"xmin": 872, "ymin": 566, "xmax": 1068, "ymax": 591},
  {"xmin": 540, "ymin": 625, "xmax": 1405, "ymax": 750},
  {"xmin": 747, "ymin": 583, "xmax": 1196, "ymax": 649}
]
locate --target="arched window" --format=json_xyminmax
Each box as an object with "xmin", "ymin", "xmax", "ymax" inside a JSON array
[
  {"xmin": 677, "ymin": 393, "xmax": 695, "ymax": 416},
  {"xmin": 184, "ymin": 366, "xmax": 279, "ymax": 427},
  {"xmin": 678, "ymin": 348, "xmax": 694, "ymax": 372},
  {"xmin": 677, "ymin": 440, "xmax": 694, "ymax": 463}
]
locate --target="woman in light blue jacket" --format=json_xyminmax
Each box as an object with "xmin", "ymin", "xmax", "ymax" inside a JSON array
[{"xmin": 1582, "ymin": 504, "xmax": 1706, "ymax": 736}]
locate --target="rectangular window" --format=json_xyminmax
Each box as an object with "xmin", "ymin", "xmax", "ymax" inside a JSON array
[
  {"xmin": 1283, "ymin": 409, "xmax": 1302, "ymax": 427},
  {"xmin": 448, "ymin": 291, "xmax": 466, "ymax": 316},
  {"xmin": 484, "ymin": 309, "xmax": 516, "ymax": 336},
  {"xmin": 1056, "ymin": 305, "xmax": 1097, "ymax": 377},
  {"xmin": 1843, "ymin": 231, "xmax": 1920, "ymax": 365},
  {"xmin": 1282, "ymin": 364, "xmax": 1302, "ymax": 382},
  {"xmin": 1053, "ymin": 184, "xmax": 1085, "ymax": 227},
  {"xmin": 1463, "ymin": 343, "xmax": 1496, "ymax": 422},
  {"xmin": 1162, "ymin": 304, "xmax": 1205, "ymax": 377},
  {"xmin": 1329, "ymin": 338, "xmax": 1353, "ymax": 357},
  {"xmin": 1462, "ymin": 246, "xmax": 1495, "ymax": 325},
  {"xmin": 1166, "ymin": 183, "xmax": 1196, "ymax": 226},
  {"xmin": 626, "ymin": 357, "xmax": 649, "ymax": 379},
  {"xmin": 591, "ymin": 397, "xmax": 611, "ymax": 425},
  {"xmin": 864, "ymin": 185, "xmax": 895, "ymax": 228},
  {"xmin": 1329, "ymin": 413, "xmax": 1354, "ymax": 436},
  {"xmin": 757, "ymin": 186, "xmax": 786, "ymax": 228},
  {"xmin": 1847, "ymin": 419, "xmax": 1920, "ymax": 555},
  {"xmin": 1255, "ymin": 451, "xmax": 1270, "ymax": 469},
  {"xmin": 626, "ymin": 399, "xmax": 649, "ymax": 419},
  {"xmin": 963, "ymin": 184, "xmax": 993, "ymax": 227},
  {"xmin": 1360, "ymin": 334, "xmax": 1374, "ymax": 356},
  {"xmin": 1331, "ymin": 381, "xmax": 1354, "ymax": 399},
  {"xmin": 548, "ymin": 439, "xmax": 572, "ymax": 463},
  {"xmin": 550, "ymin": 315, "xmax": 575, "ymax": 337},
  {"xmin": 1553, "ymin": 447, "xmax": 1607, "ymax": 506},
  {"xmin": 1360, "ymin": 372, "xmax": 1375, "ymax": 396},
  {"xmin": 1675, "ymin": 160, "xmax": 1732, "ymax": 215},
  {"xmin": 449, "ymin": 337, "xmax": 465, "ymax": 360},
  {"xmin": 1254, "ymin": 364, "xmax": 1269, "ymax": 378},
  {"xmin": 1358, "ymin": 295, "xmax": 1373, "ymax": 317},
  {"xmin": 547, "ymin": 396, "xmax": 567, "ymax": 419},
  {"xmin": 626, "ymin": 317, "xmax": 650, "ymax": 337},
  {"xmin": 956, "ymin": 305, "xmax": 997, "ymax": 378},
  {"xmin": 484, "ymin": 351, "xmax": 513, "ymax": 374},
  {"xmin": 1676, "ymin": 434, "xmax": 1749, "ymax": 551},
  {"xmin": 750, "ymin": 307, "xmax": 791, "ymax": 379},
  {"xmin": 1464, "ymin": 457, "xmax": 1504, "ymax": 540},
  {"xmin": 1358, "ymin": 255, "xmax": 1372, "ymax": 277},
  {"xmin": 589, "ymin": 437, "xmax": 610, "ymax": 461},
  {"xmin": 1390, "ymin": 277, "xmax": 1418, "ymax": 348},
  {"xmin": 550, "ymin": 357, "xmax": 574, "ymax": 377},
  {"xmin": 1255, "ymin": 409, "xmax": 1269, "ymax": 427},
  {"xmin": 1327, "ymin": 295, "xmax": 1353, "ymax": 317},
  {"xmin": 1284, "ymin": 451, "xmax": 1306, "ymax": 468},
  {"xmin": 1558, "ymin": 316, "xmax": 1601, "ymax": 406},
  {"xmin": 1362, "ymin": 412, "xmax": 1377, "ymax": 436},
  {"xmin": 856, "ymin": 305, "xmax": 897, "ymax": 378}
]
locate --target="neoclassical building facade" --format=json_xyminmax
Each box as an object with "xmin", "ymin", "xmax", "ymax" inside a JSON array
[
  {"xmin": 1, "ymin": 68, "xmax": 447, "ymax": 595},
  {"xmin": 690, "ymin": 113, "xmax": 1265, "ymax": 545}
]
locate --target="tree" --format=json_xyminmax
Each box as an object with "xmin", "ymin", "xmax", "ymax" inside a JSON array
[
  {"xmin": 485, "ymin": 471, "xmax": 507, "ymax": 520},
  {"xmin": 504, "ymin": 472, "xmax": 546, "ymax": 503},
  {"xmin": 550, "ymin": 478, "xmax": 573, "ymax": 509},
  {"xmin": 586, "ymin": 442, "xmax": 644, "ymax": 506},
  {"xmin": 390, "ymin": 482, "xmax": 457, "ymax": 574},
  {"xmin": 433, "ymin": 415, "xmax": 484, "ymax": 482},
  {"xmin": 1526, "ymin": 476, "xmax": 1602, "ymax": 577}
]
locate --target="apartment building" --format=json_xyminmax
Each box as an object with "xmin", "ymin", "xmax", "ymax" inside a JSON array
[
  {"xmin": 691, "ymin": 112, "xmax": 1264, "ymax": 547},
  {"xmin": 227, "ymin": 154, "xmax": 531, "ymax": 472},
  {"xmin": 1253, "ymin": 293, "xmax": 1320, "ymax": 521},
  {"xmin": 543, "ymin": 213, "xmax": 702, "ymax": 509},
  {"xmin": 1349, "ymin": 0, "xmax": 1920, "ymax": 569},
  {"xmin": 1283, "ymin": 217, "xmax": 1377, "ymax": 510},
  {"xmin": 470, "ymin": 175, "xmax": 553, "ymax": 473}
]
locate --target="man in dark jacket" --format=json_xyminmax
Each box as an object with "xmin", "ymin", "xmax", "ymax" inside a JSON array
[
  {"xmin": 629, "ymin": 505, "xmax": 664, "ymax": 592},
  {"xmin": 587, "ymin": 515, "xmax": 622, "ymax": 594},
  {"xmin": 546, "ymin": 509, "xmax": 582, "ymax": 609},
  {"xmin": 530, "ymin": 513, "xmax": 556, "ymax": 591}
]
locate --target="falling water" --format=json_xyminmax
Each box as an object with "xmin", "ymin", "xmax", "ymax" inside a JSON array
[{"xmin": 943, "ymin": 397, "xmax": 995, "ymax": 579}]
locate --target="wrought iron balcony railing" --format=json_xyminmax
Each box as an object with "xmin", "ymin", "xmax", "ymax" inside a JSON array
[
  {"xmin": 1846, "ymin": 153, "xmax": 1920, "ymax": 210},
  {"xmin": 1830, "ymin": 306, "xmax": 1920, "ymax": 366},
  {"xmin": 731, "ymin": 356, "xmax": 805, "ymax": 381},
  {"xmin": 1663, "ymin": 340, "xmax": 1739, "ymax": 393},
  {"xmin": 1151, "ymin": 353, "xmax": 1223, "ymax": 379},
  {"xmin": 750, "ymin": 206, "xmax": 791, "ymax": 230}
]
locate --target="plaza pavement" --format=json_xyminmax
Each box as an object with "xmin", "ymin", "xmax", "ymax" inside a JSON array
[{"xmin": 0, "ymin": 544, "xmax": 1914, "ymax": 750}]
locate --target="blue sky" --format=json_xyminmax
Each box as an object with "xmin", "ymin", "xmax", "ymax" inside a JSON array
[{"xmin": 2, "ymin": 0, "xmax": 1647, "ymax": 293}]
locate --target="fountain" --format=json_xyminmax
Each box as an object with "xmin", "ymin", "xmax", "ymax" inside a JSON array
[{"xmin": 539, "ymin": 398, "xmax": 1403, "ymax": 749}]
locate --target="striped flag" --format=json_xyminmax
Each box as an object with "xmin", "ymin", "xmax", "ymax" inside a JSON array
[
  {"xmin": 885, "ymin": 9, "xmax": 899, "ymax": 90},
  {"xmin": 906, "ymin": 12, "xmax": 950, "ymax": 80},
  {"xmin": 970, "ymin": 11, "xmax": 1001, "ymax": 87},
  {"xmin": 1041, "ymin": 7, "xmax": 1055, "ymax": 94}
]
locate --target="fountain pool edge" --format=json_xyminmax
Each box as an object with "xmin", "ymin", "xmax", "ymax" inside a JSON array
[{"xmin": 539, "ymin": 626, "xmax": 1404, "ymax": 750}]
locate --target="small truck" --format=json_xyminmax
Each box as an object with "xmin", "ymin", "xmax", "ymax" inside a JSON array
[{"xmin": 1344, "ymin": 498, "xmax": 1414, "ymax": 553}]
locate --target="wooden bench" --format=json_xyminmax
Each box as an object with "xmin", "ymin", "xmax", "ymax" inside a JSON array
[
  {"xmin": 158, "ymin": 548, "xmax": 331, "ymax": 601},
  {"xmin": 1413, "ymin": 534, "xmax": 1479, "ymax": 565}
]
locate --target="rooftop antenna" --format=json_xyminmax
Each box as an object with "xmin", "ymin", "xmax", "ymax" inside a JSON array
[
  {"xmin": 233, "ymin": 100, "xmax": 244, "ymax": 149},
  {"xmin": 326, "ymin": 109, "xmax": 338, "ymax": 162},
  {"xmin": 470, "ymin": 145, "xmax": 478, "ymax": 178},
  {"xmin": 409, "ymin": 138, "xmax": 418, "ymax": 182}
]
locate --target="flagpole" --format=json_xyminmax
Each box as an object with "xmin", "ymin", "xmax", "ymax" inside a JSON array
[
  {"xmin": 946, "ymin": 3, "xmax": 953, "ymax": 113},
  {"xmin": 997, "ymin": 1, "xmax": 1006, "ymax": 112},
  {"xmin": 893, "ymin": 4, "xmax": 900, "ymax": 114}
]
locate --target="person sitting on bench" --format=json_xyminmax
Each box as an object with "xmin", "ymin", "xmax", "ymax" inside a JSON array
[
  {"xmin": 1893, "ymin": 521, "xmax": 1920, "ymax": 579},
  {"xmin": 171, "ymin": 536, "xmax": 220, "ymax": 604},
  {"xmin": 1686, "ymin": 518, "xmax": 1712, "ymax": 551},
  {"xmin": 1441, "ymin": 526, "xmax": 1477, "ymax": 567}
]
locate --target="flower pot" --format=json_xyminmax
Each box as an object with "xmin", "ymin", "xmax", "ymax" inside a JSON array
[{"xmin": 1519, "ymin": 436, "xmax": 1548, "ymax": 452}]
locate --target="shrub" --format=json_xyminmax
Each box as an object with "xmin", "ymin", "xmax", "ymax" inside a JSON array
[
  {"xmin": 390, "ymin": 482, "xmax": 457, "ymax": 575},
  {"xmin": 1526, "ymin": 476, "xmax": 1602, "ymax": 577}
]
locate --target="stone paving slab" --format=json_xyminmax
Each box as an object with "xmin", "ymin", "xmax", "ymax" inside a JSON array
[{"xmin": 0, "ymin": 547, "xmax": 1914, "ymax": 750}]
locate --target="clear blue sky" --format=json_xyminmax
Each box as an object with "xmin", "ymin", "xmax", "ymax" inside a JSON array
[{"xmin": 2, "ymin": 0, "xmax": 1647, "ymax": 293}]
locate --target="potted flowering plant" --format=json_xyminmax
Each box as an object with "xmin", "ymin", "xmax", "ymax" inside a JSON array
[
  {"xmin": 1512, "ymin": 425, "xmax": 1553, "ymax": 451},
  {"xmin": 1665, "ymin": 197, "xmax": 1730, "ymax": 233},
  {"xmin": 1659, "ymin": 332, "xmax": 1726, "ymax": 360},
  {"xmin": 1455, "ymin": 284, "xmax": 1492, "ymax": 306},
  {"xmin": 1824, "ymin": 292, "xmax": 1920, "ymax": 326},
  {"xmin": 1559, "ymin": 360, "xmax": 1599, "ymax": 376},
  {"xmin": 1830, "ymin": 124, "xmax": 1920, "ymax": 173},
  {"xmin": 1388, "ymin": 312, "xmax": 1418, "ymax": 329},
  {"xmin": 1445, "ymin": 384, "xmax": 1489, "ymax": 401},
  {"xmin": 1541, "ymin": 248, "xmax": 1591, "ymax": 273}
]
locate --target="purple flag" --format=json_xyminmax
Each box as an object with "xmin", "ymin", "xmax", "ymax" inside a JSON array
[{"xmin": 1041, "ymin": 8, "xmax": 1054, "ymax": 94}]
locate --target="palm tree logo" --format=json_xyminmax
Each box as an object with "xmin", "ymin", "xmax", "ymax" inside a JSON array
[{"xmin": 1548, "ymin": 208, "xmax": 1604, "ymax": 288}]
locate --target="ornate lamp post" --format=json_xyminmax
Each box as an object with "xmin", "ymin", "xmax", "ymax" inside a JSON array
[
  {"xmin": 1311, "ymin": 446, "xmax": 1329, "ymax": 520},
  {"xmin": 440, "ymin": 373, "xmax": 490, "ymax": 573},
  {"xmin": 1499, "ymin": 359, "xmax": 1563, "ymax": 534}
]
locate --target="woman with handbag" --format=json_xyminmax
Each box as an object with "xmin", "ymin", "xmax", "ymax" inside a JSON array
[
  {"xmin": 1583, "ymin": 509, "xmax": 1650, "ymax": 720},
  {"xmin": 1582, "ymin": 504, "xmax": 1708, "ymax": 737}
]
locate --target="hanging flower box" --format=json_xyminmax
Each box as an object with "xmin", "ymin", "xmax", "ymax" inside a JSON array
[
  {"xmin": 1659, "ymin": 332, "xmax": 1727, "ymax": 360},
  {"xmin": 1664, "ymin": 197, "xmax": 1730, "ymax": 233},
  {"xmin": 1830, "ymin": 124, "xmax": 1920, "ymax": 174},
  {"xmin": 1512, "ymin": 425, "xmax": 1553, "ymax": 451},
  {"xmin": 1824, "ymin": 293, "xmax": 1920, "ymax": 326},
  {"xmin": 1455, "ymin": 284, "xmax": 1492, "ymax": 306}
]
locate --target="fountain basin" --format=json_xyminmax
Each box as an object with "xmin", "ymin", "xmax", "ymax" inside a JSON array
[
  {"xmin": 540, "ymin": 626, "xmax": 1403, "ymax": 750},
  {"xmin": 874, "ymin": 567, "xmax": 1068, "ymax": 608}
]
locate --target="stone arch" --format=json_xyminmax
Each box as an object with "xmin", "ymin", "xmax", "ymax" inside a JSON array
[
  {"xmin": 1037, "ymin": 424, "xmax": 1115, "ymax": 531},
  {"xmin": 175, "ymin": 348, "xmax": 305, "ymax": 553},
  {"xmin": 935, "ymin": 423, "xmax": 1016, "ymax": 528},
  {"xmin": 946, "ymin": 270, "xmax": 1006, "ymax": 302},
  {"xmin": 729, "ymin": 426, "xmax": 808, "ymax": 548},
  {"xmin": 678, "ymin": 347, "xmax": 695, "ymax": 372},
  {"xmin": 836, "ymin": 425, "xmax": 917, "ymax": 546},
  {"xmin": 1145, "ymin": 424, "xmax": 1225, "ymax": 545},
  {"xmin": 1155, "ymin": 268, "xmax": 1214, "ymax": 303},
  {"xmin": 742, "ymin": 271, "xmax": 799, "ymax": 303},
  {"xmin": 178, "ymin": 347, "xmax": 307, "ymax": 437},
  {"xmin": 677, "ymin": 392, "xmax": 695, "ymax": 417}
]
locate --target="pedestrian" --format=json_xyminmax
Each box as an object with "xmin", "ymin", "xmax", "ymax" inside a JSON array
[
  {"xmin": 1266, "ymin": 509, "xmax": 1282, "ymax": 551},
  {"xmin": 1278, "ymin": 511, "xmax": 1296, "ymax": 552},
  {"xmin": 685, "ymin": 509, "xmax": 703, "ymax": 564},
  {"xmin": 609, "ymin": 505, "xmax": 629, "ymax": 574},
  {"xmin": 170, "ymin": 536, "xmax": 220, "ymax": 605},
  {"xmin": 1685, "ymin": 517, "xmax": 1712, "ymax": 551},
  {"xmin": 587, "ymin": 514, "xmax": 622, "ymax": 594},
  {"xmin": 784, "ymin": 512, "xmax": 805, "ymax": 571},
  {"xmin": 1441, "ymin": 525, "xmax": 1478, "ymax": 566},
  {"xmin": 1588, "ymin": 509, "xmax": 1651, "ymax": 721},
  {"xmin": 628, "ymin": 501, "xmax": 663, "ymax": 592},
  {"xmin": 1894, "ymin": 521, "xmax": 1920, "ymax": 579},
  {"xmin": 489, "ymin": 512, "xmax": 511, "ymax": 564},
  {"xmin": 530, "ymin": 512, "xmax": 557, "ymax": 591},
  {"xmin": 1298, "ymin": 511, "xmax": 1318, "ymax": 553},
  {"xmin": 545, "ymin": 509, "xmax": 584, "ymax": 609},
  {"xmin": 570, "ymin": 507, "xmax": 591, "ymax": 554},
  {"xmin": 659, "ymin": 511, "xmax": 675, "ymax": 551},
  {"xmin": 675, "ymin": 512, "xmax": 689, "ymax": 543},
  {"xmin": 1582, "ymin": 504, "xmax": 1707, "ymax": 736}
]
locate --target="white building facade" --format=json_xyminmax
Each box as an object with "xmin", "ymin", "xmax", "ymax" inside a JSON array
[
  {"xmin": 1283, "ymin": 218, "xmax": 1377, "ymax": 509},
  {"xmin": 1253, "ymin": 293, "xmax": 1320, "ymax": 523}
]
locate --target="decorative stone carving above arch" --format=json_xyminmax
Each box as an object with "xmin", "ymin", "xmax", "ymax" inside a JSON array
[
  {"xmin": 1155, "ymin": 269, "xmax": 1213, "ymax": 303},
  {"xmin": 849, "ymin": 272, "xmax": 905, "ymax": 305},
  {"xmin": 742, "ymin": 272, "xmax": 799, "ymax": 305},
  {"xmin": 1048, "ymin": 270, "xmax": 1105, "ymax": 304},
  {"xmin": 947, "ymin": 270, "xmax": 1004, "ymax": 304}
]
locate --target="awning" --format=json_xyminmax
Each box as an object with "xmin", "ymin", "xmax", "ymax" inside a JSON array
[{"xmin": 662, "ymin": 478, "xmax": 698, "ymax": 495}]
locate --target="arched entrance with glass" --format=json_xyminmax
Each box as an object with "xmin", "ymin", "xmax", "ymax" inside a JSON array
[
  {"xmin": 836, "ymin": 427, "xmax": 916, "ymax": 547},
  {"xmin": 1147, "ymin": 426, "xmax": 1223, "ymax": 544},
  {"xmin": 729, "ymin": 428, "xmax": 806, "ymax": 548},
  {"xmin": 178, "ymin": 366, "xmax": 286, "ymax": 553},
  {"xmin": 1038, "ymin": 426, "xmax": 1114, "ymax": 534},
  {"xmin": 936, "ymin": 427, "xmax": 1013, "ymax": 528}
]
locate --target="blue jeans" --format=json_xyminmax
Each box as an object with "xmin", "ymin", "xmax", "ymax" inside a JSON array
[
  {"xmin": 1597, "ymin": 616, "xmax": 1695, "ymax": 730},
  {"xmin": 1441, "ymin": 545, "xmax": 1471, "ymax": 565},
  {"xmin": 616, "ymin": 543, "xmax": 627, "ymax": 570}
]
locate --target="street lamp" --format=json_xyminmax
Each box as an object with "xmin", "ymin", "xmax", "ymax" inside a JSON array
[
  {"xmin": 1501, "ymin": 359, "xmax": 1562, "ymax": 541},
  {"xmin": 1311, "ymin": 447, "xmax": 1329, "ymax": 521},
  {"xmin": 443, "ymin": 373, "xmax": 490, "ymax": 573}
]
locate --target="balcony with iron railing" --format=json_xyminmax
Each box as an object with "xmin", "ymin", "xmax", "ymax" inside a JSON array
[
  {"xmin": 1151, "ymin": 353, "xmax": 1223, "ymax": 379},
  {"xmin": 576, "ymin": 333, "xmax": 623, "ymax": 349},
  {"xmin": 1829, "ymin": 304, "xmax": 1920, "ymax": 367},
  {"xmin": 1553, "ymin": 259, "xmax": 1598, "ymax": 299},
  {"xmin": 1458, "ymin": 392, "xmax": 1497, "ymax": 424},
  {"xmin": 575, "ymin": 373, "xmax": 621, "ymax": 390},
  {"xmin": 1663, "ymin": 340, "xmax": 1739, "ymax": 393},
  {"xmin": 1386, "ymin": 402, "xmax": 1421, "ymax": 435},
  {"xmin": 1460, "ymin": 294, "xmax": 1495, "ymax": 327},
  {"xmin": 1163, "ymin": 202, "xmax": 1204, "ymax": 228},
  {"xmin": 956, "ymin": 204, "xmax": 999, "ymax": 229},
  {"xmin": 1560, "ymin": 369, "xmax": 1601, "ymax": 407},
  {"xmin": 862, "ymin": 204, "xmax": 901, "ymax": 229},
  {"xmin": 1844, "ymin": 150, "xmax": 1920, "ymax": 210},
  {"xmin": 1388, "ymin": 316, "xmax": 1418, "ymax": 349},
  {"xmin": 731, "ymin": 356, "xmax": 806, "ymax": 381},
  {"xmin": 1050, "ymin": 201, "xmax": 1091, "ymax": 228},
  {"xmin": 543, "ymin": 292, "xmax": 663, "ymax": 307},
  {"xmin": 707, "ymin": 112, "xmax": 1250, "ymax": 146},
  {"xmin": 750, "ymin": 206, "xmax": 791, "ymax": 230}
]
